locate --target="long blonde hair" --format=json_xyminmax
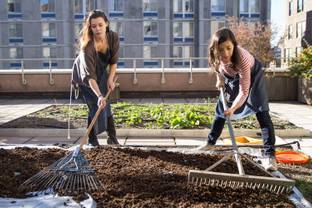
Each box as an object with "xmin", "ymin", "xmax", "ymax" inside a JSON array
[{"xmin": 79, "ymin": 10, "xmax": 109, "ymax": 50}]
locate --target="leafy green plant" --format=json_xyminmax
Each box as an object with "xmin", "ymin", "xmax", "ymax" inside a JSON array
[
  {"xmin": 289, "ymin": 46, "xmax": 312, "ymax": 78},
  {"xmin": 24, "ymin": 103, "xmax": 297, "ymax": 130}
]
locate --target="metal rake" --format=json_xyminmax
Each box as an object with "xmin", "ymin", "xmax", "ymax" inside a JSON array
[
  {"xmin": 21, "ymin": 79, "xmax": 117, "ymax": 194},
  {"xmin": 188, "ymin": 88, "xmax": 295, "ymax": 195}
]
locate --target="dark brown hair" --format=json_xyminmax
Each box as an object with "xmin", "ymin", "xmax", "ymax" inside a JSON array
[
  {"xmin": 208, "ymin": 28, "xmax": 240, "ymax": 72},
  {"xmin": 80, "ymin": 10, "xmax": 109, "ymax": 50}
]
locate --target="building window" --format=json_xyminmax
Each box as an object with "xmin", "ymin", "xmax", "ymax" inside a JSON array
[
  {"xmin": 42, "ymin": 22, "xmax": 56, "ymax": 37},
  {"xmin": 74, "ymin": 0, "xmax": 83, "ymax": 13},
  {"xmin": 240, "ymin": 0, "xmax": 248, "ymax": 13},
  {"xmin": 40, "ymin": 0, "xmax": 55, "ymax": 13},
  {"xmin": 173, "ymin": 0, "xmax": 193, "ymax": 13},
  {"xmin": 109, "ymin": 0, "xmax": 123, "ymax": 17},
  {"xmin": 295, "ymin": 47, "xmax": 302, "ymax": 57},
  {"xmin": 74, "ymin": 23, "xmax": 83, "ymax": 39},
  {"xmin": 296, "ymin": 21, "xmax": 306, "ymax": 38},
  {"xmin": 143, "ymin": 46, "xmax": 152, "ymax": 59},
  {"xmin": 9, "ymin": 47, "xmax": 23, "ymax": 59},
  {"xmin": 173, "ymin": 22, "xmax": 194, "ymax": 38},
  {"xmin": 283, "ymin": 48, "xmax": 286, "ymax": 63},
  {"xmin": 8, "ymin": 0, "xmax": 21, "ymax": 12},
  {"xmin": 285, "ymin": 48, "xmax": 291, "ymax": 62},
  {"xmin": 73, "ymin": 0, "xmax": 95, "ymax": 17},
  {"xmin": 143, "ymin": 46, "xmax": 159, "ymax": 67},
  {"xmin": 110, "ymin": 0, "xmax": 123, "ymax": 12},
  {"xmin": 289, "ymin": 0, "xmax": 293, "ymax": 16},
  {"xmin": 42, "ymin": 47, "xmax": 56, "ymax": 58},
  {"xmin": 86, "ymin": 0, "xmax": 96, "ymax": 12},
  {"xmin": 143, "ymin": 0, "xmax": 157, "ymax": 12},
  {"xmin": 211, "ymin": 0, "xmax": 225, "ymax": 12},
  {"xmin": 110, "ymin": 21, "xmax": 124, "ymax": 37},
  {"xmin": 144, "ymin": 21, "xmax": 158, "ymax": 36},
  {"xmin": 297, "ymin": 0, "xmax": 304, "ymax": 13},
  {"xmin": 240, "ymin": 0, "xmax": 259, "ymax": 15},
  {"xmin": 287, "ymin": 25, "xmax": 293, "ymax": 39},
  {"xmin": 211, "ymin": 21, "xmax": 225, "ymax": 36},
  {"xmin": 173, "ymin": 23, "xmax": 183, "ymax": 38},
  {"xmin": 173, "ymin": 0, "xmax": 182, "ymax": 13},
  {"xmin": 9, "ymin": 23, "xmax": 22, "ymax": 37},
  {"xmin": 249, "ymin": 0, "xmax": 260, "ymax": 13},
  {"xmin": 184, "ymin": 0, "xmax": 193, "ymax": 12},
  {"xmin": 173, "ymin": 46, "xmax": 193, "ymax": 66}
]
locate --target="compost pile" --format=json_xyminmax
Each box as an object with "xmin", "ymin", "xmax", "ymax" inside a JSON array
[{"xmin": 0, "ymin": 146, "xmax": 294, "ymax": 208}]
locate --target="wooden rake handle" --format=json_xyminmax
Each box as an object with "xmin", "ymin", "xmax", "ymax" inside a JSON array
[{"xmin": 80, "ymin": 76, "xmax": 118, "ymax": 148}]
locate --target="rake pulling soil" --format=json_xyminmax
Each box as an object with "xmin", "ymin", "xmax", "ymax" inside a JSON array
[
  {"xmin": 21, "ymin": 85, "xmax": 115, "ymax": 194},
  {"xmin": 188, "ymin": 89, "xmax": 296, "ymax": 194}
]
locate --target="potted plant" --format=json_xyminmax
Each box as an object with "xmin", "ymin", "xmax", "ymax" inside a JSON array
[{"xmin": 289, "ymin": 46, "xmax": 312, "ymax": 105}]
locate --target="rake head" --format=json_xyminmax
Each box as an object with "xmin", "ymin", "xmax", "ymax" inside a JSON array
[
  {"xmin": 188, "ymin": 170, "xmax": 295, "ymax": 195},
  {"xmin": 21, "ymin": 148, "xmax": 102, "ymax": 194}
]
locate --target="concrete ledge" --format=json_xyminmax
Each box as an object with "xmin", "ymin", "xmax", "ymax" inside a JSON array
[{"xmin": 0, "ymin": 128, "xmax": 311, "ymax": 138}]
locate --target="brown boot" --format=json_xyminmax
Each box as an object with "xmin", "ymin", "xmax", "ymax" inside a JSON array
[
  {"xmin": 88, "ymin": 126, "xmax": 100, "ymax": 147},
  {"xmin": 107, "ymin": 137, "xmax": 119, "ymax": 145},
  {"xmin": 107, "ymin": 116, "xmax": 119, "ymax": 145},
  {"xmin": 88, "ymin": 137, "xmax": 100, "ymax": 146}
]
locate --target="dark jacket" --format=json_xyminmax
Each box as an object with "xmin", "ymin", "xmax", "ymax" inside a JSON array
[{"xmin": 72, "ymin": 30, "xmax": 119, "ymax": 88}]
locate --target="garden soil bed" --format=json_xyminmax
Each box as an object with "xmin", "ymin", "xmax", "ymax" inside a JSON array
[
  {"xmin": 0, "ymin": 146, "xmax": 296, "ymax": 207},
  {"xmin": 0, "ymin": 104, "xmax": 298, "ymax": 130}
]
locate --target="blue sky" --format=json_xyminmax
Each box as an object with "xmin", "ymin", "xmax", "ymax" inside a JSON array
[{"xmin": 271, "ymin": 0, "xmax": 287, "ymax": 45}]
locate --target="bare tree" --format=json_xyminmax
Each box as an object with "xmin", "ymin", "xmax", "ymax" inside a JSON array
[{"xmin": 227, "ymin": 17, "xmax": 275, "ymax": 65}]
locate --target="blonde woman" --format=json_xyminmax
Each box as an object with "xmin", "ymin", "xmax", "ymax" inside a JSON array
[{"xmin": 77, "ymin": 10, "xmax": 119, "ymax": 146}]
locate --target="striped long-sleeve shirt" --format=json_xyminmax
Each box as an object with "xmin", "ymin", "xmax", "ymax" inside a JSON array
[{"xmin": 220, "ymin": 46, "xmax": 255, "ymax": 108}]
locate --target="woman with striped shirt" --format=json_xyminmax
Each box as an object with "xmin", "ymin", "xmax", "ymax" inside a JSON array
[{"xmin": 202, "ymin": 28, "xmax": 276, "ymax": 170}]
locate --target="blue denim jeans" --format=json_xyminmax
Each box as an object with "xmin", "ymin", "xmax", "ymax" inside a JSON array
[{"xmin": 207, "ymin": 111, "xmax": 275, "ymax": 156}]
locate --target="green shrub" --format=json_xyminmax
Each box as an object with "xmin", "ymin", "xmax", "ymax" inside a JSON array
[{"xmin": 289, "ymin": 46, "xmax": 312, "ymax": 78}]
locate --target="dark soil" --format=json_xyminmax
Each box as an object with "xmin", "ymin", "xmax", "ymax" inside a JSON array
[{"xmin": 0, "ymin": 146, "xmax": 295, "ymax": 207}]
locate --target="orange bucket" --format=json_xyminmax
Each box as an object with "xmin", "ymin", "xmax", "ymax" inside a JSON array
[
  {"xmin": 224, "ymin": 136, "xmax": 263, "ymax": 145},
  {"xmin": 275, "ymin": 151, "xmax": 310, "ymax": 165}
]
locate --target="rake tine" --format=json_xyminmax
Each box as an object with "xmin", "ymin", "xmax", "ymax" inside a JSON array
[
  {"xmin": 83, "ymin": 174, "xmax": 87, "ymax": 191},
  {"xmin": 276, "ymin": 186, "xmax": 282, "ymax": 195},
  {"xmin": 70, "ymin": 174, "xmax": 76, "ymax": 192},
  {"xmin": 72, "ymin": 174, "xmax": 77, "ymax": 191},
  {"xmin": 20, "ymin": 105, "xmax": 109, "ymax": 194},
  {"xmin": 90, "ymin": 176, "xmax": 97, "ymax": 190},
  {"xmin": 57, "ymin": 173, "xmax": 67, "ymax": 191},
  {"xmin": 23, "ymin": 170, "xmax": 47, "ymax": 187},
  {"xmin": 39, "ymin": 172, "xmax": 57, "ymax": 190},
  {"xmin": 90, "ymin": 175, "xmax": 99, "ymax": 190},
  {"xmin": 77, "ymin": 174, "xmax": 81, "ymax": 191}
]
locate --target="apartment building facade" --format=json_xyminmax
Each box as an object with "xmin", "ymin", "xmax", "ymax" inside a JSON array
[
  {"xmin": 0, "ymin": 0, "xmax": 270, "ymax": 69},
  {"xmin": 280, "ymin": 0, "xmax": 312, "ymax": 66}
]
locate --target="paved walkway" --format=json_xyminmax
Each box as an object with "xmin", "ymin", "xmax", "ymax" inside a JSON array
[{"xmin": 269, "ymin": 102, "xmax": 312, "ymax": 131}]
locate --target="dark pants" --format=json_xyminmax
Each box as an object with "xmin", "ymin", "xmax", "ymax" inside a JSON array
[
  {"xmin": 80, "ymin": 85, "xmax": 116, "ymax": 144},
  {"xmin": 207, "ymin": 111, "xmax": 275, "ymax": 156},
  {"xmin": 89, "ymin": 115, "xmax": 116, "ymax": 142}
]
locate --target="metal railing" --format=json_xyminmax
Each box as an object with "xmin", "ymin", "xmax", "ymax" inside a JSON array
[{"xmin": 0, "ymin": 57, "xmax": 289, "ymax": 86}]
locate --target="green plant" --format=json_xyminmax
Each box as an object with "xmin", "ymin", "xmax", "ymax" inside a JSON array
[
  {"xmin": 289, "ymin": 46, "xmax": 312, "ymax": 78},
  {"xmin": 25, "ymin": 103, "xmax": 298, "ymax": 130}
]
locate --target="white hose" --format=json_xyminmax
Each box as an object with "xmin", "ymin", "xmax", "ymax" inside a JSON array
[{"xmin": 67, "ymin": 83, "xmax": 73, "ymax": 139}]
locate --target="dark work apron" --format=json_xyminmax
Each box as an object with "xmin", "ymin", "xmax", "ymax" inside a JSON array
[
  {"xmin": 80, "ymin": 50, "xmax": 112, "ymax": 135},
  {"xmin": 216, "ymin": 58, "xmax": 269, "ymax": 120}
]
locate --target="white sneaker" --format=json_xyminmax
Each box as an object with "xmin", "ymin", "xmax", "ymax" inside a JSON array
[
  {"xmin": 196, "ymin": 143, "xmax": 214, "ymax": 151},
  {"xmin": 262, "ymin": 157, "xmax": 278, "ymax": 171}
]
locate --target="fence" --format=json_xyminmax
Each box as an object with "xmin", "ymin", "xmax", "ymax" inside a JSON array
[{"xmin": 0, "ymin": 57, "xmax": 298, "ymax": 101}]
